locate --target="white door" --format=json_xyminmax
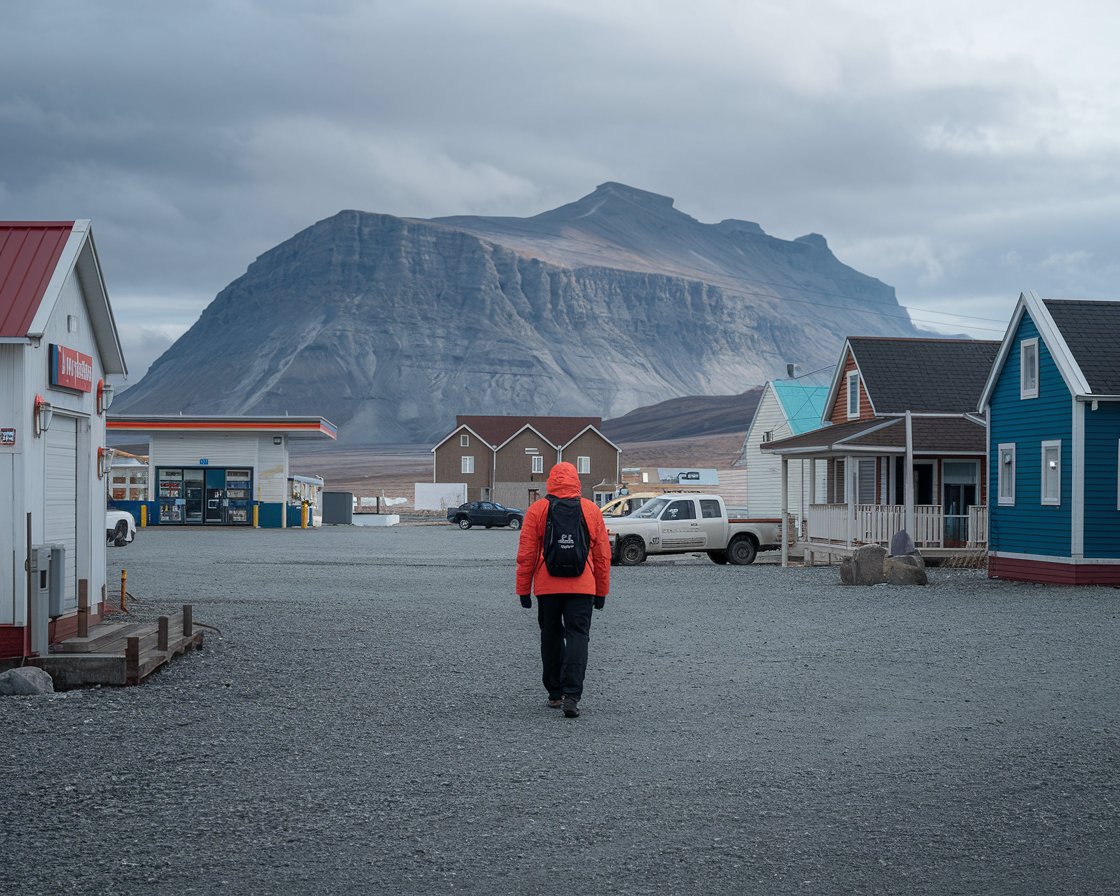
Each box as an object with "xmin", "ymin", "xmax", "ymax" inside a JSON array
[{"xmin": 44, "ymin": 415, "xmax": 78, "ymax": 611}]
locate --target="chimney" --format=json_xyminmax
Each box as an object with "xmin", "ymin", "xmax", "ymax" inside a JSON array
[{"xmin": 786, "ymin": 363, "xmax": 798, "ymax": 378}]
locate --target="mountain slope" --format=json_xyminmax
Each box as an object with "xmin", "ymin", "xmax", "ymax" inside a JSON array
[{"xmin": 116, "ymin": 183, "xmax": 919, "ymax": 444}]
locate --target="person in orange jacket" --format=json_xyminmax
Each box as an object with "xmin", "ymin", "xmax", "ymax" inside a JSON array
[{"xmin": 516, "ymin": 461, "xmax": 611, "ymax": 718}]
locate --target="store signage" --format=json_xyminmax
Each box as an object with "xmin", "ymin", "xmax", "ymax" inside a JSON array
[
  {"xmin": 49, "ymin": 344, "xmax": 94, "ymax": 393},
  {"xmin": 1, "ymin": 428, "xmax": 15, "ymax": 447},
  {"xmin": 199, "ymin": 458, "xmax": 209, "ymax": 465}
]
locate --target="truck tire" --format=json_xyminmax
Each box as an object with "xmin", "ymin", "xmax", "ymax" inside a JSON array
[
  {"xmin": 458, "ymin": 517, "xmax": 472, "ymax": 530},
  {"xmin": 618, "ymin": 536, "xmax": 647, "ymax": 566},
  {"xmin": 727, "ymin": 535, "xmax": 757, "ymax": 565},
  {"xmin": 707, "ymin": 550, "xmax": 728, "ymax": 565}
]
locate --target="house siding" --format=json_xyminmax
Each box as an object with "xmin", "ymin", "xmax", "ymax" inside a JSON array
[
  {"xmin": 433, "ymin": 426, "xmax": 491, "ymax": 500},
  {"xmin": 560, "ymin": 430, "xmax": 617, "ymax": 499},
  {"xmin": 1083, "ymin": 402, "xmax": 1120, "ymax": 559},
  {"xmin": 495, "ymin": 430, "xmax": 554, "ymax": 491},
  {"xmin": 829, "ymin": 355, "xmax": 872, "ymax": 424},
  {"xmin": 987, "ymin": 314, "xmax": 1073, "ymax": 557}
]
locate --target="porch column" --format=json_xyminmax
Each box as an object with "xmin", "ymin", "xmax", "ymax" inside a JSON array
[
  {"xmin": 904, "ymin": 410, "xmax": 915, "ymax": 537},
  {"xmin": 781, "ymin": 455, "xmax": 789, "ymax": 568},
  {"xmin": 846, "ymin": 455, "xmax": 856, "ymax": 547}
]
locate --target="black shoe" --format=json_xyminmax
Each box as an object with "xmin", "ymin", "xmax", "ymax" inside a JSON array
[
  {"xmin": 562, "ymin": 696, "xmax": 580, "ymax": 718},
  {"xmin": 547, "ymin": 697, "xmax": 563, "ymax": 708}
]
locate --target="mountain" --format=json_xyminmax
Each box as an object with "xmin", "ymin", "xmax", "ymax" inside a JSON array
[
  {"xmin": 601, "ymin": 387, "xmax": 764, "ymax": 443},
  {"xmin": 116, "ymin": 182, "xmax": 921, "ymax": 444}
]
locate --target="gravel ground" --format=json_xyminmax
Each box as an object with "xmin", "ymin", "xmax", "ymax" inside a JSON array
[{"xmin": 3, "ymin": 525, "xmax": 1119, "ymax": 895}]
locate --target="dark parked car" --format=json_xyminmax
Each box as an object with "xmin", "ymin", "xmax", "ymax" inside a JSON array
[{"xmin": 447, "ymin": 501, "xmax": 524, "ymax": 530}]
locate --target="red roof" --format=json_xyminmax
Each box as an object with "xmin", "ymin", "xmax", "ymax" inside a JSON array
[{"xmin": 0, "ymin": 222, "xmax": 75, "ymax": 337}]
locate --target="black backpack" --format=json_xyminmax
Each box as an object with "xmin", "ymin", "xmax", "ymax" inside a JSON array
[{"xmin": 542, "ymin": 496, "xmax": 591, "ymax": 577}]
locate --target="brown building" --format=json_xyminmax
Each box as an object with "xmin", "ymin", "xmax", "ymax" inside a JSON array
[{"xmin": 432, "ymin": 415, "xmax": 621, "ymax": 505}]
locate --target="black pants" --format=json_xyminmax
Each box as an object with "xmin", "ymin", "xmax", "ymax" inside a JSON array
[{"xmin": 537, "ymin": 594, "xmax": 594, "ymax": 701}]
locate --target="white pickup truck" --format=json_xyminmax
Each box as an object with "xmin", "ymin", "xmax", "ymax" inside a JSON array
[{"xmin": 606, "ymin": 493, "xmax": 782, "ymax": 566}]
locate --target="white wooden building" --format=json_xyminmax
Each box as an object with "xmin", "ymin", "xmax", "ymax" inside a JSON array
[
  {"xmin": 0, "ymin": 221, "xmax": 127, "ymax": 659},
  {"xmin": 735, "ymin": 379, "xmax": 828, "ymax": 528}
]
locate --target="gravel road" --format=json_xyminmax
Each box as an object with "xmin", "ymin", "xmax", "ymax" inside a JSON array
[{"xmin": 3, "ymin": 525, "xmax": 1119, "ymax": 895}]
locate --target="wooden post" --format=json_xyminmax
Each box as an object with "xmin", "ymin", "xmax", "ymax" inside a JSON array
[
  {"xmin": 126, "ymin": 636, "xmax": 139, "ymax": 683},
  {"xmin": 120, "ymin": 569, "xmax": 127, "ymax": 612},
  {"xmin": 157, "ymin": 616, "xmax": 169, "ymax": 651},
  {"xmin": 182, "ymin": 604, "xmax": 193, "ymax": 637},
  {"xmin": 77, "ymin": 579, "xmax": 89, "ymax": 638}
]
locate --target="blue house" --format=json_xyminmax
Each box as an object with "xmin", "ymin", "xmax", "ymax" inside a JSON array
[{"xmin": 979, "ymin": 291, "xmax": 1120, "ymax": 584}]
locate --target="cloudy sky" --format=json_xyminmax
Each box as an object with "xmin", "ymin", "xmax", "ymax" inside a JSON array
[{"xmin": 4, "ymin": 0, "xmax": 1117, "ymax": 382}]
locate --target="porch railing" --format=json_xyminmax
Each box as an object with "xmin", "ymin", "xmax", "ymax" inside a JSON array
[{"xmin": 806, "ymin": 503, "xmax": 987, "ymax": 549}]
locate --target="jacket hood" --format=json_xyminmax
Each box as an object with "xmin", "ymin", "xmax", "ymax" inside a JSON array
[{"xmin": 547, "ymin": 462, "xmax": 582, "ymax": 499}]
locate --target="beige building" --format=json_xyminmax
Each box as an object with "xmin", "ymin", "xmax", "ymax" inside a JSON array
[{"xmin": 432, "ymin": 415, "xmax": 621, "ymax": 505}]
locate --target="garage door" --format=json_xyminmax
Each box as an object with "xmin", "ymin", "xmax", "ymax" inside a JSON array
[{"xmin": 44, "ymin": 414, "xmax": 77, "ymax": 612}]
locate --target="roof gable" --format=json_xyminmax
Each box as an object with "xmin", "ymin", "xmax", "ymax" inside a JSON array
[
  {"xmin": 455, "ymin": 415, "xmax": 602, "ymax": 447},
  {"xmin": 771, "ymin": 381, "xmax": 829, "ymax": 434}
]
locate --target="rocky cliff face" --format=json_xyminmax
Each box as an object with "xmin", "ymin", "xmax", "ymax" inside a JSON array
[{"xmin": 116, "ymin": 183, "xmax": 920, "ymax": 444}]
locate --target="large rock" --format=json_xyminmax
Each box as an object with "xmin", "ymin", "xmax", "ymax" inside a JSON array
[
  {"xmin": 114, "ymin": 182, "xmax": 924, "ymax": 444},
  {"xmin": 0, "ymin": 667, "xmax": 55, "ymax": 695},
  {"xmin": 841, "ymin": 543, "xmax": 927, "ymax": 586}
]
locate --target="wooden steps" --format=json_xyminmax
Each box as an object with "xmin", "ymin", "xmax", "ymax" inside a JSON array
[{"xmin": 30, "ymin": 605, "xmax": 204, "ymax": 690}]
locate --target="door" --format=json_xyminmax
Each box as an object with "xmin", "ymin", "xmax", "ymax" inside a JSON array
[
  {"xmin": 44, "ymin": 415, "xmax": 77, "ymax": 611},
  {"xmin": 660, "ymin": 498, "xmax": 704, "ymax": 549},
  {"xmin": 204, "ymin": 468, "xmax": 226, "ymax": 524},
  {"xmin": 942, "ymin": 461, "xmax": 978, "ymax": 547},
  {"xmin": 183, "ymin": 469, "xmax": 204, "ymax": 524}
]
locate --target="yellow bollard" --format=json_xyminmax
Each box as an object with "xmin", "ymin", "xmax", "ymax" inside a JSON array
[
  {"xmin": 301, "ymin": 501, "xmax": 309, "ymax": 529},
  {"xmin": 252, "ymin": 504, "xmax": 259, "ymax": 528},
  {"xmin": 140, "ymin": 504, "xmax": 147, "ymax": 527},
  {"xmin": 120, "ymin": 569, "xmax": 127, "ymax": 612}
]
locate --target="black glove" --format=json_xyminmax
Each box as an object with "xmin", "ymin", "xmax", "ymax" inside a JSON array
[
  {"xmin": 519, "ymin": 594, "xmax": 532, "ymax": 609},
  {"xmin": 594, "ymin": 595, "xmax": 605, "ymax": 610}
]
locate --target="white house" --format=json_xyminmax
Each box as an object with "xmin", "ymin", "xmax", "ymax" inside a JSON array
[
  {"xmin": 0, "ymin": 221, "xmax": 127, "ymax": 659},
  {"xmin": 735, "ymin": 379, "xmax": 828, "ymax": 526}
]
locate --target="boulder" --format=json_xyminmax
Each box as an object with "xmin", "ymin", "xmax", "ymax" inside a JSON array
[
  {"xmin": 884, "ymin": 553, "xmax": 928, "ymax": 586},
  {"xmin": 0, "ymin": 666, "xmax": 55, "ymax": 696},
  {"xmin": 839, "ymin": 544, "xmax": 888, "ymax": 585}
]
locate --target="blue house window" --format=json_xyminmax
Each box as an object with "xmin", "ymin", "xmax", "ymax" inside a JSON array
[
  {"xmin": 997, "ymin": 443, "xmax": 1016, "ymax": 506},
  {"xmin": 1041, "ymin": 440, "xmax": 1061, "ymax": 506},
  {"xmin": 1020, "ymin": 338, "xmax": 1039, "ymax": 399}
]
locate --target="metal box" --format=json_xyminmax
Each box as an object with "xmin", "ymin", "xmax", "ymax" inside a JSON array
[
  {"xmin": 28, "ymin": 545, "xmax": 51, "ymax": 656},
  {"xmin": 48, "ymin": 544, "xmax": 66, "ymax": 617},
  {"xmin": 322, "ymin": 491, "xmax": 354, "ymax": 525}
]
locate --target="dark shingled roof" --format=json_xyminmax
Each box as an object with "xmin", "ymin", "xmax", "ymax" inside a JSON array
[
  {"xmin": 1043, "ymin": 299, "xmax": 1120, "ymax": 394},
  {"xmin": 848, "ymin": 337, "xmax": 1001, "ymax": 413}
]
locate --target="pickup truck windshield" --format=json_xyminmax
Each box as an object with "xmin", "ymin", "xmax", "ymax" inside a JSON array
[{"xmin": 636, "ymin": 498, "xmax": 670, "ymax": 519}]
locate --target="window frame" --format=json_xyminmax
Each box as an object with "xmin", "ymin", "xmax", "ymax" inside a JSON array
[
  {"xmin": 1040, "ymin": 440, "xmax": 1061, "ymax": 506},
  {"xmin": 531, "ymin": 454, "xmax": 544, "ymax": 474},
  {"xmin": 997, "ymin": 443, "xmax": 1016, "ymax": 506},
  {"xmin": 461, "ymin": 455, "xmax": 474, "ymax": 475},
  {"xmin": 576, "ymin": 456, "xmax": 590, "ymax": 475},
  {"xmin": 460, "ymin": 433, "xmax": 469, "ymax": 447},
  {"xmin": 846, "ymin": 371, "xmax": 860, "ymax": 419},
  {"xmin": 1020, "ymin": 338, "xmax": 1039, "ymax": 399}
]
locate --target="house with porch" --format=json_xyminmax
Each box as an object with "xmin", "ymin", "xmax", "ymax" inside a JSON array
[
  {"xmin": 431, "ymin": 415, "xmax": 620, "ymax": 506},
  {"xmin": 979, "ymin": 292, "xmax": 1120, "ymax": 584},
  {"xmin": 761, "ymin": 336, "xmax": 1001, "ymax": 564}
]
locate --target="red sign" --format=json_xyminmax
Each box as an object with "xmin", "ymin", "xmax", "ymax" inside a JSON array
[{"xmin": 50, "ymin": 344, "xmax": 94, "ymax": 393}]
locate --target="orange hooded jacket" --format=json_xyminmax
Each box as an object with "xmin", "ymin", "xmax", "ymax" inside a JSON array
[{"xmin": 515, "ymin": 462, "xmax": 611, "ymax": 598}]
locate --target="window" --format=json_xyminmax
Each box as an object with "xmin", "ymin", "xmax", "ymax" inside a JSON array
[
  {"xmin": 460, "ymin": 434, "xmax": 469, "ymax": 447},
  {"xmin": 700, "ymin": 499, "xmax": 722, "ymax": 519},
  {"xmin": 846, "ymin": 371, "xmax": 860, "ymax": 418},
  {"xmin": 532, "ymin": 455, "xmax": 544, "ymax": 474},
  {"xmin": 762, "ymin": 430, "xmax": 773, "ymax": 443},
  {"xmin": 1041, "ymin": 440, "xmax": 1061, "ymax": 506},
  {"xmin": 461, "ymin": 455, "xmax": 474, "ymax": 475},
  {"xmin": 1020, "ymin": 338, "xmax": 1039, "ymax": 399},
  {"xmin": 577, "ymin": 456, "xmax": 590, "ymax": 474},
  {"xmin": 663, "ymin": 500, "xmax": 695, "ymax": 520},
  {"xmin": 997, "ymin": 443, "xmax": 1016, "ymax": 506}
]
